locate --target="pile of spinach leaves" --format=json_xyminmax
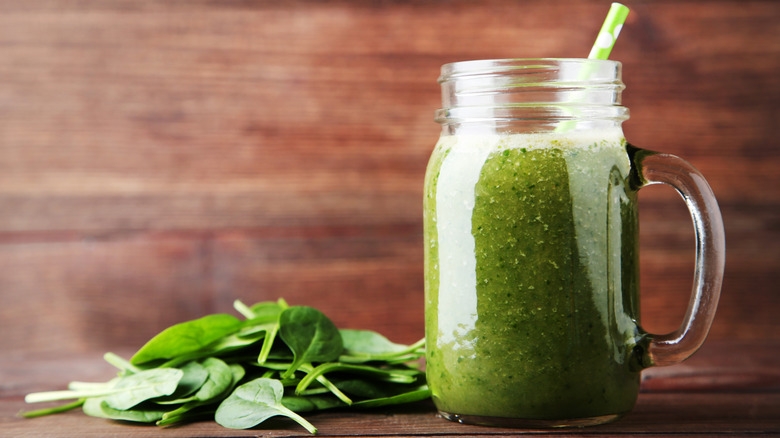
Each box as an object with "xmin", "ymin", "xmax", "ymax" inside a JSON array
[{"xmin": 23, "ymin": 299, "xmax": 429, "ymax": 434}]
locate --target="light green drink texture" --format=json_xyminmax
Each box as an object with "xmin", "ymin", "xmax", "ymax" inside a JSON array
[{"xmin": 423, "ymin": 129, "xmax": 645, "ymax": 420}]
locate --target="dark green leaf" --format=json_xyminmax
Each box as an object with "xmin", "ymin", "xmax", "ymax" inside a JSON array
[
  {"xmin": 103, "ymin": 368, "xmax": 183, "ymax": 410},
  {"xmin": 333, "ymin": 378, "xmax": 411, "ymax": 399},
  {"xmin": 131, "ymin": 314, "xmax": 242, "ymax": 365},
  {"xmin": 248, "ymin": 299, "xmax": 287, "ymax": 322},
  {"xmin": 279, "ymin": 306, "xmax": 343, "ymax": 378},
  {"xmin": 352, "ymin": 386, "xmax": 432, "ymax": 409},
  {"xmin": 339, "ymin": 330, "xmax": 425, "ymax": 363},
  {"xmin": 156, "ymin": 362, "xmax": 246, "ymax": 427},
  {"xmin": 23, "ymin": 298, "xmax": 430, "ymax": 433},
  {"xmin": 341, "ymin": 329, "xmax": 410, "ymax": 355},
  {"xmin": 282, "ymin": 394, "xmax": 346, "ymax": 413},
  {"xmin": 296, "ymin": 362, "xmax": 417, "ymax": 395},
  {"xmin": 84, "ymin": 398, "xmax": 167, "ymax": 423},
  {"xmin": 154, "ymin": 361, "xmax": 209, "ymax": 404},
  {"xmin": 156, "ymin": 357, "xmax": 232, "ymax": 405},
  {"xmin": 215, "ymin": 378, "xmax": 316, "ymax": 433},
  {"xmin": 190, "ymin": 358, "xmax": 234, "ymax": 401}
]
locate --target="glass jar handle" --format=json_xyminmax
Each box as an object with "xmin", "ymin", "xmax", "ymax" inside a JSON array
[{"xmin": 632, "ymin": 148, "xmax": 726, "ymax": 367}]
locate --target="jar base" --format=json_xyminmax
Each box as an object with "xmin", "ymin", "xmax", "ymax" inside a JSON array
[{"xmin": 438, "ymin": 410, "xmax": 623, "ymax": 428}]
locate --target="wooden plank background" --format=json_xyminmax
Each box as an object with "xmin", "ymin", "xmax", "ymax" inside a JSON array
[{"xmin": 1, "ymin": 0, "xmax": 778, "ymax": 358}]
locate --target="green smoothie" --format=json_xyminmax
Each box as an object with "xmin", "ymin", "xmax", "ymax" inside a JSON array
[{"xmin": 423, "ymin": 130, "xmax": 645, "ymax": 423}]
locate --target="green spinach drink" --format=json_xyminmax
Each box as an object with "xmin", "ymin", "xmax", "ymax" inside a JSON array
[
  {"xmin": 424, "ymin": 59, "xmax": 725, "ymax": 428},
  {"xmin": 424, "ymin": 130, "xmax": 640, "ymax": 423}
]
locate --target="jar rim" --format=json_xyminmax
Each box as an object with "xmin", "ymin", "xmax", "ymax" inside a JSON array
[
  {"xmin": 440, "ymin": 58, "xmax": 622, "ymax": 83},
  {"xmin": 436, "ymin": 58, "xmax": 627, "ymax": 131}
]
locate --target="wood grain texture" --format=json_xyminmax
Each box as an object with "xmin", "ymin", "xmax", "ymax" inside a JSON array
[
  {"xmin": 4, "ymin": 394, "xmax": 779, "ymax": 437},
  {"xmin": 0, "ymin": 0, "xmax": 778, "ymax": 357},
  {"xmin": 2, "ymin": 341, "xmax": 779, "ymax": 437}
]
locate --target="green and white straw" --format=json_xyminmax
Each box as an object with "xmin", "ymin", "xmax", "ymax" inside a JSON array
[
  {"xmin": 588, "ymin": 3, "xmax": 630, "ymax": 60},
  {"xmin": 555, "ymin": 3, "xmax": 630, "ymax": 133}
]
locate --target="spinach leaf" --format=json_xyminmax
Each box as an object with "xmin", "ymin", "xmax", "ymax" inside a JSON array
[
  {"xmin": 81, "ymin": 397, "xmax": 107, "ymax": 418},
  {"xmin": 341, "ymin": 329, "xmax": 410, "ymax": 355},
  {"xmin": 156, "ymin": 362, "xmax": 245, "ymax": 427},
  {"xmin": 339, "ymin": 330, "xmax": 425, "ymax": 363},
  {"xmin": 331, "ymin": 377, "xmax": 420, "ymax": 399},
  {"xmin": 100, "ymin": 401, "xmax": 168, "ymax": 423},
  {"xmin": 352, "ymin": 386, "xmax": 432, "ymax": 409},
  {"xmin": 331, "ymin": 378, "xmax": 395, "ymax": 399},
  {"xmin": 278, "ymin": 306, "xmax": 343, "ymax": 379},
  {"xmin": 228, "ymin": 320, "xmax": 282, "ymax": 365},
  {"xmin": 103, "ymin": 368, "xmax": 183, "ymax": 410},
  {"xmin": 154, "ymin": 361, "xmax": 209, "ymax": 403},
  {"xmin": 155, "ymin": 357, "xmax": 230, "ymax": 405},
  {"xmin": 83, "ymin": 397, "xmax": 167, "ymax": 423},
  {"xmin": 156, "ymin": 408, "xmax": 215, "ymax": 427},
  {"xmin": 249, "ymin": 298, "xmax": 288, "ymax": 322},
  {"xmin": 188, "ymin": 357, "xmax": 234, "ymax": 402},
  {"xmin": 215, "ymin": 378, "xmax": 317, "ymax": 433},
  {"xmin": 296, "ymin": 362, "xmax": 417, "ymax": 395},
  {"xmin": 24, "ymin": 298, "xmax": 430, "ymax": 434},
  {"xmin": 131, "ymin": 314, "xmax": 242, "ymax": 365},
  {"xmin": 282, "ymin": 394, "xmax": 346, "ymax": 413},
  {"xmin": 297, "ymin": 363, "xmax": 352, "ymax": 405},
  {"xmin": 232, "ymin": 299, "xmax": 288, "ymax": 364},
  {"xmin": 228, "ymin": 363, "xmax": 247, "ymax": 386},
  {"xmin": 160, "ymin": 328, "xmax": 266, "ymax": 368}
]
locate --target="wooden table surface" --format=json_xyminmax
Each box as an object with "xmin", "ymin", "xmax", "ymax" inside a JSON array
[
  {"xmin": 3, "ymin": 340, "xmax": 779, "ymax": 437},
  {"xmin": 1, "ymin": 1, "xmax": 778, "ymax": 437}
]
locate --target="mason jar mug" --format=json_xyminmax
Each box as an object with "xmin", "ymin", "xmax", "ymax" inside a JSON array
[{"xmin": 423, "ymin": 59, "xmax": 725, "ymax": 427}]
